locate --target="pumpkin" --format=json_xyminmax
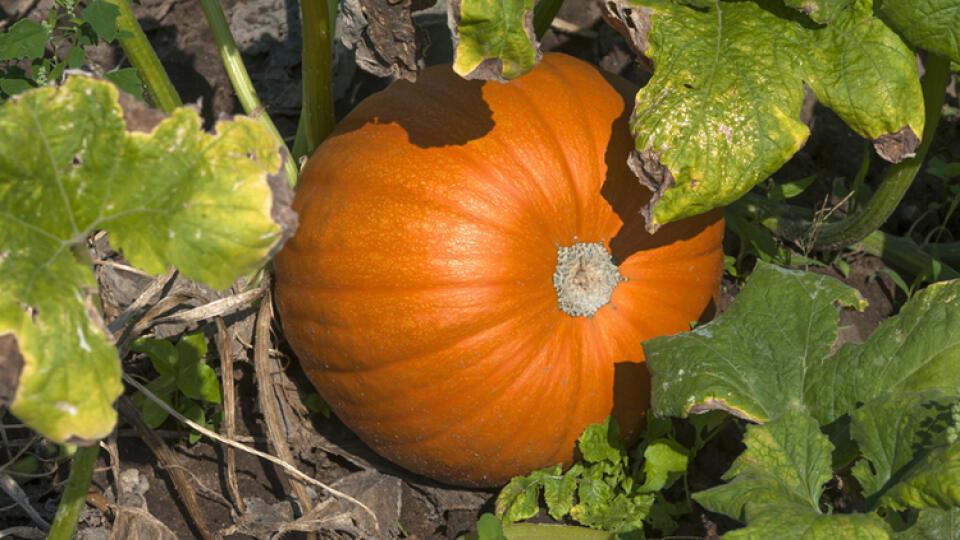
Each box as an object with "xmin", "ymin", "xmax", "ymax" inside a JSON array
[{"xmin": 274, "ymin": 53, "xmax": 724, "ymax": 487}]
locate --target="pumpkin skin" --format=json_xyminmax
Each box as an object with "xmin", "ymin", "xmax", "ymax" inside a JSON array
[{"xmin": 274, "ymin": 53, "xmax": 724, "ymax": 487}]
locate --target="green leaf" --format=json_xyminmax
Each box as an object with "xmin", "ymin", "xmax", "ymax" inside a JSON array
[
  {"xmin": 80, "ymin": 0, "xmax": 120, "ymax": 43},
  {"xmin": 646, "ymin": 261, "xmax": 865, "ymax": 423},
  {"xmin": 175, "ymin": 333, "xmax": 221, "ymax": 404},
  {"xmin": 768, "ymin": 175, "xmax": 816, "ymax": 202},
  {"xmin": 0, "ymin": 19, "xmax": 51, "ymax": 61},
  {"xmin": 476, "ymin": 513, "xmax": 507, "ymax": 540},
  {"xmin": 451, "ymin": 0, "xmax": 539, "ymax": 81},
  {"xmin": 877, "ymin": 0, "xmax": 960, "ymax": 64},
  {"xmin": 0, "ymin": 76, "xmax": 291, "ymax": 443},
  {"xmin": 881, "ymin": 440, "xmax": 960, "ymax": 511},
  {"xmin": 543, "ymin": 463, "xmax": 580, "ymax": 520},
  {"xmin": 894, "ymin": 508, "xmax": 960, "ymax": 539},
  {"xmin": 849, "ymin": 390, "xmax": 956, "ymax": 503},
  {"xmin": 927, "ymin": 156, "xmax": 960, "ymax": 181},
  {"xmin": 603, "ymin": 0, "xmax": 923, "ymax": 230},
  {"xmin": 723, "ymin": 504, "xmax": 890, "ymax": 539},
  {"xmin": 496, "ymin": 467, "xmax": 552, "ymax": 523},
  {"xmin": 0, "ymin": 76, "xmax": 34, "ymax": 98},
  {"xmin": 104, "ymin": 68, "xmax": 144, "ymax": 101},
  {"xmin": 808, "ymin": 280, "xmax": 960, "ymax": 422},
  {"xmin": 579, "ymin": 416, "xmax": 624, "ymax": 465},
  {"xmin": 132, "ymin": 337, "xmax": 178, "ymax": 376},
  {"xmin": 638, "ymin": 439, "xmax": 687, "ymax": 493},
  {"xmin": 569, "ymin": 492, "xmax": 651, "ymax": 533},
  {"xmin": 783, "ymin": 0, "xmax": 854, "ymax": 23},
  {"xmin": 693, "ymin": 411, "xmax": 833, "ymax": 522}
]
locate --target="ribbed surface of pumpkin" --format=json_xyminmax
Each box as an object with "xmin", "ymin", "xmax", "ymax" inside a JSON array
[{"xmin": 274, "ymin": 53, "xmax": 725, "ymax": 487}]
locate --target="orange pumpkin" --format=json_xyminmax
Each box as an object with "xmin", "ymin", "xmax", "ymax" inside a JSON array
[{"xmin": 274, "ymin": 53, "xmax": 724, "ymax": 487}]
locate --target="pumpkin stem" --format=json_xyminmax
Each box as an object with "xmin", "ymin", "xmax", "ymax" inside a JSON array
[{"xmin": 553, "ymin": 242, "xmax": 623, "ymax": 317}]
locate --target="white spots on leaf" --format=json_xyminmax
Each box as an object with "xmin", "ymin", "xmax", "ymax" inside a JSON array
[
  {"xmin": 168, "ymin": 230, "xmax": 175, "ymax": 239},
  {"xmin": 77, "ymin": 326, "xmax": 91, "ymax": 352},
  {"xmin": 56, "ymin": 402, "xmax": 78, "ymax": 415}
]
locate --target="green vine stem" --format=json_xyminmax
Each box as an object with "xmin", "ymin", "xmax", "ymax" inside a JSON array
[
  {"xmin": 101, "ymin": 0, "xmax": 182, "ymax": 113},
  {"xmin": 779, "ymin": 53, "xmax": 951, "ymax": 250},
  {"xmin": 293, "ymin": 0, "xmax": 336, "ymax": 162},
  {"xmin": 460, "ymin": 522, "xmax": 617, "ymax": 540},
  {"xmin": 533, "ymin": 0, "xmax": 565, "ymax": 39},
  {"xmin": 198, "ymin": 0, "xmax": 300, "ymax": 186},
  {"xmin": 47, "ymin": 444, "xmax": 99, "ymax": 540}
]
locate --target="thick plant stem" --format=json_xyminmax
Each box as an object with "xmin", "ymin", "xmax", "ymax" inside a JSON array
[
  {"xmin": 47, "ymin": 445, "xmax": 99, "ymax": 540},
  {"xmin": 461, "ymin": 522, "xmax": 616, "ymax": 540},
  {"xmin": 533, "ymin": 0, "xmax": 565, "ymax": 39},
  {"xmin": 101, "ymin": 0, "xmax": 181, "ymax": 113},
  {"xmin": 791, "ymin": 53, "xmax": 951, "ymax": 250},
  {"xmin": 199, "ymin": 0, "xmax": 299, "ymax": 186},
  {"xmin": 295, "ymin": 0, "xmax": 336, "ymax": 162}
]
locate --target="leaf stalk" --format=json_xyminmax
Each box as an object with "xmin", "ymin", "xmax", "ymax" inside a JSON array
[
  {"xmin": 47, "ymin": 445, "xmax": 99, "ymax": 540},
  {"xmin": 293, "ymin": 0, "xmax": 336, "ymax": 163},
  {"xmin": 198, "ymin": 0, "xmax": 300, "ymax": 186},
  {"xmin": 101, "ymin": 0, "xmax": 182, "ymax": 113}
]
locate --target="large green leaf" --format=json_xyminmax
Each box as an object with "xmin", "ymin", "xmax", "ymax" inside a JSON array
[
  {"xmin": 894, "ymin": 508, "xmax": 960, "ymax": 539},
  {"xmin": 602, "ymin": 0, "xmax": 923, "ymax": 230},
  {"xmin": 881, "ymin": 440, "xmax": 960, "ymax": 511},
  {"xmin": 0, "ymin": 76, "xmax": 293, "ymax": 443},
  {"xmin": 695, "ymin": 411, "xmax": 890, "ymax": 538},
  {"xmin": 694, "ymin": 411, "xmax": 833, "ymax": 520},
  {"xmin": 646, "ymin": 261, "xmax": 865, "ymax": 423},
  {"xmin": 449, "ymin": 0, "xmax": 539, "ymax": 81},
  {"xmin": 647, "ymin": 262, "xmax": 960, "ymax": 426},
  {"xmin": 877, "ymin": 0, "xmax": 960, "ymax": 64},
  {"xmin": 807, "ymin": 279, "xmax": 960, "ymax": 422},
  {"xmin": 849, "ymin": 390, "xmax": 957, "ymax": 503},
  {"xmin": 723, "ymin": 504, "xmax": 890, "ymax": 539}
]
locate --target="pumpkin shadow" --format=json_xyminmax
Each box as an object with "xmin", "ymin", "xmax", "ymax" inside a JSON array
[
  {"xmin": 333, "ymin": 66, "xmax": 495, "ymax": 148},
  {"xmin": 598, "ymin": 72, "xmax": 722, "ymax": 265}
]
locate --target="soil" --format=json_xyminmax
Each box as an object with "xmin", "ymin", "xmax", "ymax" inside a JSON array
[{"xmin": 1, "ymin": 1, "xmax": 958, "ymax": 539}]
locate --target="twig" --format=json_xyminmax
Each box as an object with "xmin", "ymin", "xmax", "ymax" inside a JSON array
[
  {"xmin": 122, "ymin": 374, "xmax": 380, "ymax": 534},
  {"xmin": 116, "ymin": 396, "xmax": 215, "ymax": 540},
  {"xmin": 550, "ymin": 17, "xmax": 599, "ymax": 39},
  {"xmin": 151, "ymin": 287, "xmax": 265, "ymax": 326},
  {"xmin": 107, "ymin": 268, "xmax": 178, "ymax": 336},
  {"xmin": 0, "ymin": 527, "xmax": 46, "ymax": 539},
  {"xmin": 215, "ymin": 316, "xmax": 245, "ymax": 514},
  {"xmin": 0, "ymin": 473, "xmax": 50, "ymax": 530},
  {"xmin": 91, "ymin": 259, "xmax": 155, "ymax": 278},
  {"xmin": 253, "ymin": 281, "xmax": 314, "ymax": 534}
]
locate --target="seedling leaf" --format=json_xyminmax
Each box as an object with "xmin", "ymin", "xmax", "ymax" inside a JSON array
[
  {"xmin": 450, "ymin": 0, "xmax": 539, "ymax": 81},
  {"xmin": 0, "ymin": 20, "xmax": 50, "ymax": 61},
  {"xmin": 0, "ymin": 76, "xmax": 293, "ymax": 443},
  {"xmin": 80, "ymin": 0, "xmax": 120, "ymax": 43}
]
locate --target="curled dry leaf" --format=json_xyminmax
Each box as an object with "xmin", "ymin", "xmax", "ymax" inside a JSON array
[{"xmin": 337, "ymin": 0, "xmax": 432, "ymax": 81}]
